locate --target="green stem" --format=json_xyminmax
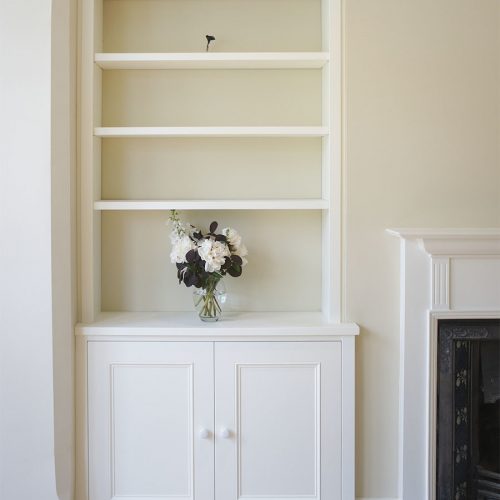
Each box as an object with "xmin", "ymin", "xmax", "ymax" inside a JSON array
[{"xmin": 198, "ymin": 279, "xmax": 222, "ymax": 320}]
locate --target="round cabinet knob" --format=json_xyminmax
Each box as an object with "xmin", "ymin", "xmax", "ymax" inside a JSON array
[
  {"xmin": 219, "ymin": 427, "xmax": 231, "ymax": 439},
  {"xmin": 199, "ymin": 428, "xmax": 210, "ymax": 439}
]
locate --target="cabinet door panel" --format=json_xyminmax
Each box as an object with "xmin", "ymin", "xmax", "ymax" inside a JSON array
[
  {"xmin": 215, "ymin": 342, "xmax": 341, "ymax": 500},
  {"xmin": 88, "ymin": 342, "xmax": 214, "ymax": 500}
]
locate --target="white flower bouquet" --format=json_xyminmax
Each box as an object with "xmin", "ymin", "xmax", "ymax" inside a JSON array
[{"xmin": 168, "ymin": 210, "xmax": 248, "ymax": 321}]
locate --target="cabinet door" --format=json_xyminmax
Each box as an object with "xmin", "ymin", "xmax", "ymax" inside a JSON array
[
  {"xmin": 88, "ymin": 342, "xmax": 214, "ymax": 500},
  {"xmin": 215, "ymin": 342, "xmax": 342, "ymax": 500}
]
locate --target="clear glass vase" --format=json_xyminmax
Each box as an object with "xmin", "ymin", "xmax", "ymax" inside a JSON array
[{"xmin": 193, "ymin": 280, "xmax": 227, "ymax": 322}]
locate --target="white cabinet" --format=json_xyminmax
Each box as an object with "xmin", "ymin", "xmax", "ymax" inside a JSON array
[
  {"xmin": 84, "ymin": 338, "xmax": 351, "ymax": 500},
  {"xmin": 88, "ymin": 342, "xmax": 214, "ymax": 500},
  {"xmin": 215, "ymin": 342, "xmax": 342, "ymax": 500}
]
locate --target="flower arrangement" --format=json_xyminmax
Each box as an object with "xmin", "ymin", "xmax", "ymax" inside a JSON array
[{"xmin": 168, "ymin": 210, "xmax": 248, "ymax": 321}]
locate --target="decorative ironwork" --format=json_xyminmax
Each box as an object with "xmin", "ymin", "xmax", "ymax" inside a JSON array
[
  {"xmin": 456, "ymin": 407, "xmax": 468, "ymax": 426},
  {"xmin": 437, "ymin": 319, "xmax": 500, "ymax": 500},
  {"xmin": 440, "ymin": 326, "xmax": 490, "ymax": 341},
  {"xmin": 455, "ymin": 481, "xmax": 467, "ymax": 500}
]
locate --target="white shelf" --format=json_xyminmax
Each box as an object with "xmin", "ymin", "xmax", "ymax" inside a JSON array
[
  {"xmin": 94, "ymin": 126, "xmax": 329, "ymax": 138},
  {"xmin": 79, "ymin": 0, "xmax": 343, "ymax": 324},
  {"xmin": 95, "ymin": 52, "xmax": 330, "ymax": 70},
  {"xmin": 94, "ymin": 199, "xmax": 329, "ymax": 211},
  {"xmin": 76, "ymin": 311, "xmax": 360, "ymax": 338}
]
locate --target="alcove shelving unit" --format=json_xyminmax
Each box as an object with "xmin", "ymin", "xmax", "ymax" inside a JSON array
[
  {"xmin": 77, "ymin": 0, "xmax": 356, "ymax": 334},
  {"xmin": 77, "ymin": 1, "xmax": 358, "ymax": 498}
]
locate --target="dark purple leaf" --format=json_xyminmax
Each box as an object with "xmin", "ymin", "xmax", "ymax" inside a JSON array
[
  {"xmin": 185, "ymin": 273, "xmax": 198, "ymax": 287},
  {"xmin": 231, "ymin": 255, "xmax": 243, "ymax": 265},
  {"xmin": 228, "ymin": 265, "xmax": 242, "ymax": 277},
  {"xmin": 185, "ymin": 249, "xmax": 197, "ymax": 263}
]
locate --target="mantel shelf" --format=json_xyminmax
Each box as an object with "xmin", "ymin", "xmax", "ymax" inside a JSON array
[
  {"xmin": 95, "ymin": 52, "xmax": 330, "ymax": 70},
  {"xmin": 94, "ymin": 126, "xmax": 329, "ymax": 138},
  {"xmin": 94, "ymin": 199, "xmax": 329, "ymax": 211},
  {"xmin": 76, "ymin": 311, "xmax": 360, "ymax": 338}
]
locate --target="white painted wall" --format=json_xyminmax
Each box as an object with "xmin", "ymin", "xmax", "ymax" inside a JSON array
[
  {"xmin": 345, "ymin": 0, "xmax": 500, "ymax": 497},
  {"xmin": 52, "ymin": 0, "xmax": 77, "ymax": 498},
  {"xmin": 0, "ymin": 1, "xmax": 59, "ymax": 499}
]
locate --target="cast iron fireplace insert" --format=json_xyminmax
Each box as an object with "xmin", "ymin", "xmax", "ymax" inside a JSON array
[{"xmin": 437, "ymin": 319, "xmax": 500, "ymax": 500}]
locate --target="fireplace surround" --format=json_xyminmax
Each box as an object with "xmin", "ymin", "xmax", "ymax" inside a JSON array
[{"xmin": 388, "ymin": 229, "xmax": 500, "ymax": 500}]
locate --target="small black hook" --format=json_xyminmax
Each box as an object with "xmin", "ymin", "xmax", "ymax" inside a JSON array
[{"xmin": 206, "ymin": 35, "xmax": 215, "ymax": 52}]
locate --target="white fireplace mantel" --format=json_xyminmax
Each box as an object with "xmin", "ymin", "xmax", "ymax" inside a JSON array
[{"xmin": 387, "ymin": 228, "xmax": 500, "ymax": 500}]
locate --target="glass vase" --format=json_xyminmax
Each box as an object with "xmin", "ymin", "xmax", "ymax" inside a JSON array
[{"xmin": 193, "ymin": 280, "xmax": 227, "ymax": 322}]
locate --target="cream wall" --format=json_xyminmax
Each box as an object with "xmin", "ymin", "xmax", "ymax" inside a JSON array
[
  {"xmin": 52, "ymin": 0, "xmax": 77, "ymax": 498},
  {"xmin": 345, "ymin": 0, "xmax": 500, "ymax": 497},
  {"xmin": 0, "ymin": 1, "xmax": 59, "ymax": 499},
  {"xmin": 0, "ymin": 1, "xmax": 76, "ymax": 499}
]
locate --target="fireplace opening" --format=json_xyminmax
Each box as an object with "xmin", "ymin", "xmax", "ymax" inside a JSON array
[{"xmin": 437, "ymin": 319, "xmax": 500, "ymax": 500}]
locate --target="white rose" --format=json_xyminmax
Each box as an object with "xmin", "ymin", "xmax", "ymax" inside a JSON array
[
  {"xmin": 222, "ymin": 227, "xmax": 243, "ymax": 250},
  {"xmin": 170, "ymin": 235, "xmax": 196, "ymax": 264},
  {"xmin": 198, "ymin": 238, "xmax": 230, "ymax": 273}
]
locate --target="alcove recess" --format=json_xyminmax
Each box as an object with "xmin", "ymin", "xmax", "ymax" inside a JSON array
[{"xmin": 79, "ymin": 0, "xmax": 345, "ymax": 330}]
